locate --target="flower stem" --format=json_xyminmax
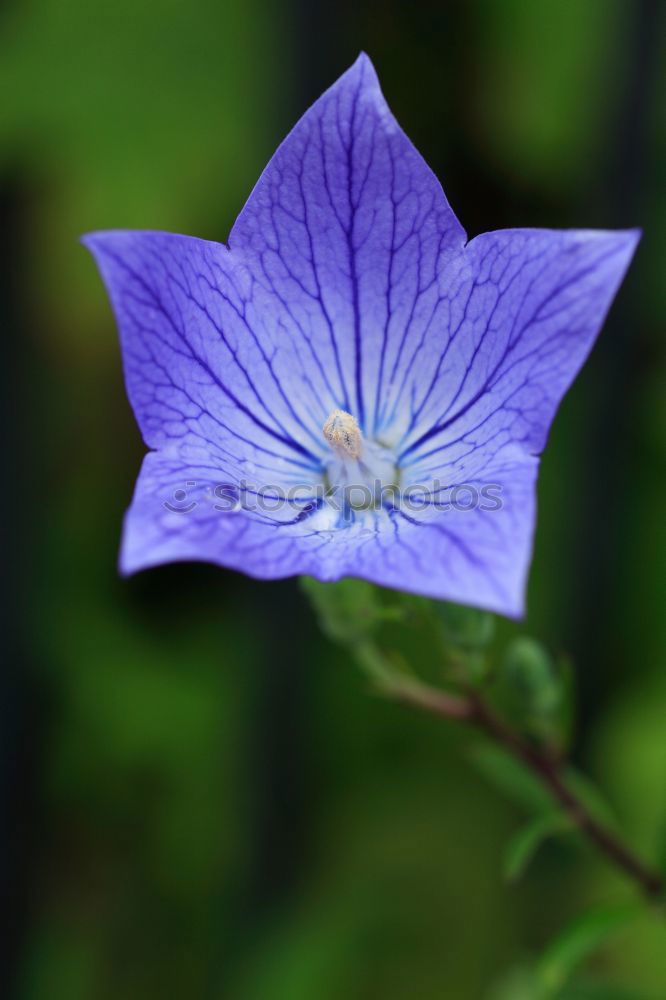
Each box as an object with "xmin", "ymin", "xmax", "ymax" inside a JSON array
[{"xmin": 367, "ymin": 661, "xmax": 664, "ymax": 903}]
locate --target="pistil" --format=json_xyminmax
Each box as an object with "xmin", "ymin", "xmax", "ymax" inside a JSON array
[{"xmin": 323, "ymin": 409, "xmax": 363, "ymax": 460}]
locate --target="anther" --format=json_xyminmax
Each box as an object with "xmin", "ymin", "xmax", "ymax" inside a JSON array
[{"xmin": 323, "ymin": 409, "xmax": 363, "ymax": 460}]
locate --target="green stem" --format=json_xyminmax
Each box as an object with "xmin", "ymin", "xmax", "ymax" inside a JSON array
[{"xmin": 360, "ymin": 647, "xmax": 664, "ymax": 903}]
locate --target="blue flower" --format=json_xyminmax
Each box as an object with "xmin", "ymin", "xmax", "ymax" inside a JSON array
[{"xmin": 83, "ymin": 54, "xmax": 638, "ymax": 617}]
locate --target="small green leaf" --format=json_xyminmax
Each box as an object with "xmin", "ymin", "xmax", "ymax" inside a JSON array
[
  {"xmin": 490, "ymin": 964, "xmax": 647, "ymax": 1000},
  {"xmin": 487, "ymin": 962, "xmax": 541, "ymax": 1000},
  {"xmin": 536, "ymin": 903, "xmax": 640, "ymax": 995},
  {"xmin": 556, "ymin": 978, "xmax": 649, "ymax": 999},
  {"xmin": 504, "ymin": 812, "xmax": 573, "ymax": 882},
  {"xmin": 654, "ymin": 812, "xmax": 666, "ymax": 884},
  {"xmin": 564, "ymin": 767, "xmax": 619, "ymax": 831},
  {"xmin": 469, "ymin": 742, "xmax": 553, "ymax": 813}
]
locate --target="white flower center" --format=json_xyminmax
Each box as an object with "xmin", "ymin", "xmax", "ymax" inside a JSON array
[{"xmin": 321, "ymin": 409, "xmax": 398, "ymax": 519}]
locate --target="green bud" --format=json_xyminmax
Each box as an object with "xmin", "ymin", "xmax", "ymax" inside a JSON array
[
  {"xmin": 503, "ymin": 638, "xmax": 558, "ymax": 712},
  {"xmin": 430, "ymin": 601, "xmax": 495, "ymax": 684},
  {"xmin": 499, "ymin": 637, "xmax": 571, "ymax": 746},
  {"xmin": 300, "ymin": 577, "xmax": 388, "ymax": 645},
  {"xmin": 431, "ymin": 601, "xmax": 495, "ymax": 651}
]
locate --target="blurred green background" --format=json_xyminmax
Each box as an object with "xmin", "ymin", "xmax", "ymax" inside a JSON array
[{"xmin": 2, "ymin": 1, "xmax": 665, "ymax": 997}]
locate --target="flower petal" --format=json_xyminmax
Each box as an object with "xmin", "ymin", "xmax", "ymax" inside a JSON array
[
  {"xmin": 83, "ymin": 229, "xmax": 328, "ymax": 485},
  {"xmin": 398, "ymin": 228, "xmax": 640, "ymax": 478},
  {"xmin": 229, "ymin": 52, "xmax": 466, "ymax": 434},
  {"xmin": 121, "ymin": 449, "xmax": 534, "ymax": 617}
]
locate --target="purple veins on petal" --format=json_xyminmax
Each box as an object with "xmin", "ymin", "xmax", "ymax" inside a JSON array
[{"xmin": 83, "ymin": 53, "xmax": 640, "ymax": 618}]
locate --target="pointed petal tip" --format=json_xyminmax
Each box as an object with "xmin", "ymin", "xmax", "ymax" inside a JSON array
[
  {"xmin": 118, "ymin": 552, "xmax": 135, "ymax": 577},
  {"xmin": 80, "ymin": 228, "xmax": 117, "ymax": 245},
  {"xmin": 79, "ymin": 230, "xmax": 98, "ymax": 251},
  {"xmin": 118, "ymin": 535, "xmax": 142, "ymax": 576},
  {"xmin": 354, "ymin": 50, "xmax": 375, "ymax": 70},
  {"xmin": 119, "ymin": 544, "xmax": 161, "ymax": 578},
  {"xmin": 342, "ymin": 50, "xmax": 379, "ymax": 88},
  {"xmin": 602, "ymin": 225, "xmax": 642, "ymax": 271},
  {"xmin": 586, "ymin": 226, "xmax": 642, "ymax": 254},
  {"xmin": 607, "ymin": 226, "xmax": 642, "ymax": 250},
  {"xmin": 624, "ymin": 226, "xmax": 642, "ymax": 251},
  {"xmin": 80, "ymin": 231, "xmax": 118, "ymax": 268},
  {"xmin": 80, "ymin": 229, "xmax": 125, "ymax": 257}
]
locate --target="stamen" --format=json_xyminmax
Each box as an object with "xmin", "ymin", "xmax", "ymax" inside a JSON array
[{"xmin": 323, "ymin": 409, "xmax": 363, "ymax": 459}]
